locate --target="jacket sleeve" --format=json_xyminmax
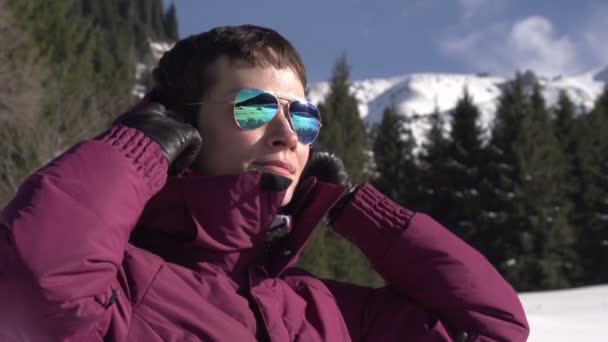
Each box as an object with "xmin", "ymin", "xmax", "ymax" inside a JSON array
[
  {"xmin": 328, "ymin": 183, "xmax": 530, "ymax": 342},
  {"xmin": 0, "ymin": 126, "xmax": 167, "ymax": 341}
]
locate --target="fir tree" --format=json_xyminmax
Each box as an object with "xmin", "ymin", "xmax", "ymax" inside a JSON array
[
  {"xmin": 553, "ymin": 91, "xmax": 586, "ymax": 284},
  {"xmin": 418, "ymin": 106, "xmax": 451, "ymax": 218},
  {"xmin": 316, "ymin": 54, "xmax": 367, "ymax": 183},
  {"xmin": 300, "ymin": 55, "xmax": 381, "ymax": 286},
  {"xmin": 577, "ymin": 84, "xmax": 608, "ymax": 284},
  {"xmin": 478, "ymin": 73, "xmax": 528, "ymax": 281},
  {"xmin": 512, "ymin": 83, "xmax": 577, "ymax": 290},
  {"xmin": 372, "ymin": 104, "xmax": 417, "ymax": 205},
  {"xmin": 443, "ymin": 89, "xmax": 486, "ymax": 245},
  {"xmin": 554, "ymin": 90, "xmax": 583, "ymax": 200},
  {"xmin": 135, "ymin": 0, "xmax": 165, "ymax": 40},
  {"xmin": 163, "ymin": 2, "xmax": 179, "ymax": 41}
]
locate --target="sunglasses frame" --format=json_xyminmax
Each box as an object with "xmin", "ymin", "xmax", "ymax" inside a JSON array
[{"xmin": 189, "ymin": 87, "xmax": 322, "ymax": 145}]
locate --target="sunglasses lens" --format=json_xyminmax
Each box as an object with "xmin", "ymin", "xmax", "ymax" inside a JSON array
[
  {"xmin": 289, "ymin": 101, "xmax": 321, "ymax": 145},
  {"xmin": 234, "ymin": 88, "xmax": 278, "ymax": 129}
]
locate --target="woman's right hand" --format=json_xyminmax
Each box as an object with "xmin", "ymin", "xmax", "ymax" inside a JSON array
[{"xmin": 113, "ymin": 103, "xmax": 202, "ymax": 175}]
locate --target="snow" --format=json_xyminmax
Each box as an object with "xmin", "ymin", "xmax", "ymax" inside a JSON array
[
  {"xmin": 131, "ymin": 62, "xmax": 148, "ymax": 98},
  {"xmin": 149, "ymin": 40, "xmax": 173, "ymax": 60},
  {"xmin": 131, "ymin": 41, "xmax": 174, "ymax": 98},
  {"xmin": 308, "ymin": 68, "xmax": 607, "ymax": 145},
  {"xmin": 519, "ymin": 285, "xmax": 608, "ymax": 341}
]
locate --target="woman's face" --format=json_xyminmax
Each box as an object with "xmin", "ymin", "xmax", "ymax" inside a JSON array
[{"xmin": 194, "ymin": 56, "xmax": 310, "ymax": 206}]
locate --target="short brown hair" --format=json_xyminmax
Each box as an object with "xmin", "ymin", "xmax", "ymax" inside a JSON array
[{"xmin": 151, "ymin": 25, "xmax": 307, "ymax": 125}]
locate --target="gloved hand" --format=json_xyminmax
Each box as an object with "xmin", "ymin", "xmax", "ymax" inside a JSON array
[
  {"xmin": 301, "ymin": 149, "xmax": 351, "ymax": 186},
  {"xmin": 113, "ymin": 103, "xmax": 202, "ymax": 176},
  {"xmin": 292, "ymin": 148, "xmax": 357, "ymax": 222}
]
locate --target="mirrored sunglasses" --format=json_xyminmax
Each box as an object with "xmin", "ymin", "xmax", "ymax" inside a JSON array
[{"xmin": 191, "ymin": 88, "xmax": 322, "ymax": 145}]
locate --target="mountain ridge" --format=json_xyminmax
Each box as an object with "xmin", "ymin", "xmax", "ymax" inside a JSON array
[{"xmin": 308, "ymin": 68, "xmax": 606, "ymax": 143}]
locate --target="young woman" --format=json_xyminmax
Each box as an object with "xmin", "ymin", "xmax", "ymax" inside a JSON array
[{"xmin": 0, "ymin": 25, "xmax": 529, "ymax": 341}]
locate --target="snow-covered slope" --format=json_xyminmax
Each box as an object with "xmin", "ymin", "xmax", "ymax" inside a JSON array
[
  {"xmin": 308, "ymin": 68, "xmax": 606, "ymax": 144},
  {"xmin": 519, "ymin": 284, "xmax": 608, "ymax": 341}
]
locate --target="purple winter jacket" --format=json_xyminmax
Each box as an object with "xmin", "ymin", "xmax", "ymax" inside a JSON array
[{"xmin": 0, "ymin": 126, "xmax": 529, "ymax": 341}]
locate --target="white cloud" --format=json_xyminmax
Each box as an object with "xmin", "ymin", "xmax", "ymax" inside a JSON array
[
  {"xmin": 508, "ymin": 16, "xmax": 578, "ymax": 75},
  {"xmin": 440, "ymin": 23, "xmax": 507, "ymax": 72},
  {"xmin": 439, "ymin": 16, "xmax": 596, "ymax": 76},
  {"xmin": 457, "ymin": 0, "xmax": 504, "ymax": 20}
]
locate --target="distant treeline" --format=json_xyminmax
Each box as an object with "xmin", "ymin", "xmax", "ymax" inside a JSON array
[
  {"xmin": 0, "ymin": 0, "xmax": 177, "ymax": 205},
  {"xmin": 301, "ymin": 55, "xmax": 608, "ymax": 291}
]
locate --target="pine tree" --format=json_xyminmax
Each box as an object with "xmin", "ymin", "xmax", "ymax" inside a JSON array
[
  {"xmin": 443, "ymin": 89, "xmax": 486, "ymax": 245},
  {"xmin": 135, "ymin": 0, "xmax": 164, "ymax": 39},
  {"xmin": 418, "ymin": 106, "xmax": 451, "ymax": 219},
  {"xmin": 512, "ymin": 83, "xmax": 577, "ymax": 290},
  {"xmin": 553, "ymin": 91, "xmax": 586, "ymax": 284},
  {"xmin": 478, "ymin": 73, "xmax": 528, "ymax": 281},
  {"xmin": 300, "ymin": 55, "xmax": 381, "ymax": 286},
  {"xmin": 300, "ymin": 56, "xmax": 382, "ymax": 286},
  {"xmin": 577, "ymin": 84, "xmax": 608, "ymax": 284},
  {"xmin": 316, "ymin": 54, "xmax": 367, "ymax": 183},
  {"xmin": 554, "ymin": 90, "xmax": 583, "ymax": 200},
  {"xmin": 163, "ymin": 2, "xmax": 179, "ymax": 41},
  {"xmin": 149, "ymin": 0, "xmax": 165, "ymax": 40},
  {"xmin": 372, "ymin": 104, "xmax": 417, "ymax": 205}
]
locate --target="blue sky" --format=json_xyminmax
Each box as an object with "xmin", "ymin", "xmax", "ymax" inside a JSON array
[{"xmin": 166, "ymin": 0, "xmax": 608, "ymax": 82}]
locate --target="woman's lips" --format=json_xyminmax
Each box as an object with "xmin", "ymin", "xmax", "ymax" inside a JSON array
[{"xmin": 252, "ymin": 161, "xmax": 295, "ymax": 177}]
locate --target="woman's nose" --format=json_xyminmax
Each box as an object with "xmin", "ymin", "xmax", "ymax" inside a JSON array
[{"xmin": 265, "ymin": 103, "xmax": 298, "ymax": 150}]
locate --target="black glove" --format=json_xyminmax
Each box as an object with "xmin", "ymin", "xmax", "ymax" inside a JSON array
[
  {"xmin": 291, "ymin": 148, "xmax": 357, "ymax": 222},
  {"xmin": 113, "ymin": 103, "xmax": 202, "ymax": 176},
  {"xmin": 301, "ymin": 149, "xmax": 351, "ymax": 186}
]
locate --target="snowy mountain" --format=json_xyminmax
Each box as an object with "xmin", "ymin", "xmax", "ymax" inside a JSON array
[{"xmin": 308, "ymin": 68, "xmax": 607, "ymax": 144}]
